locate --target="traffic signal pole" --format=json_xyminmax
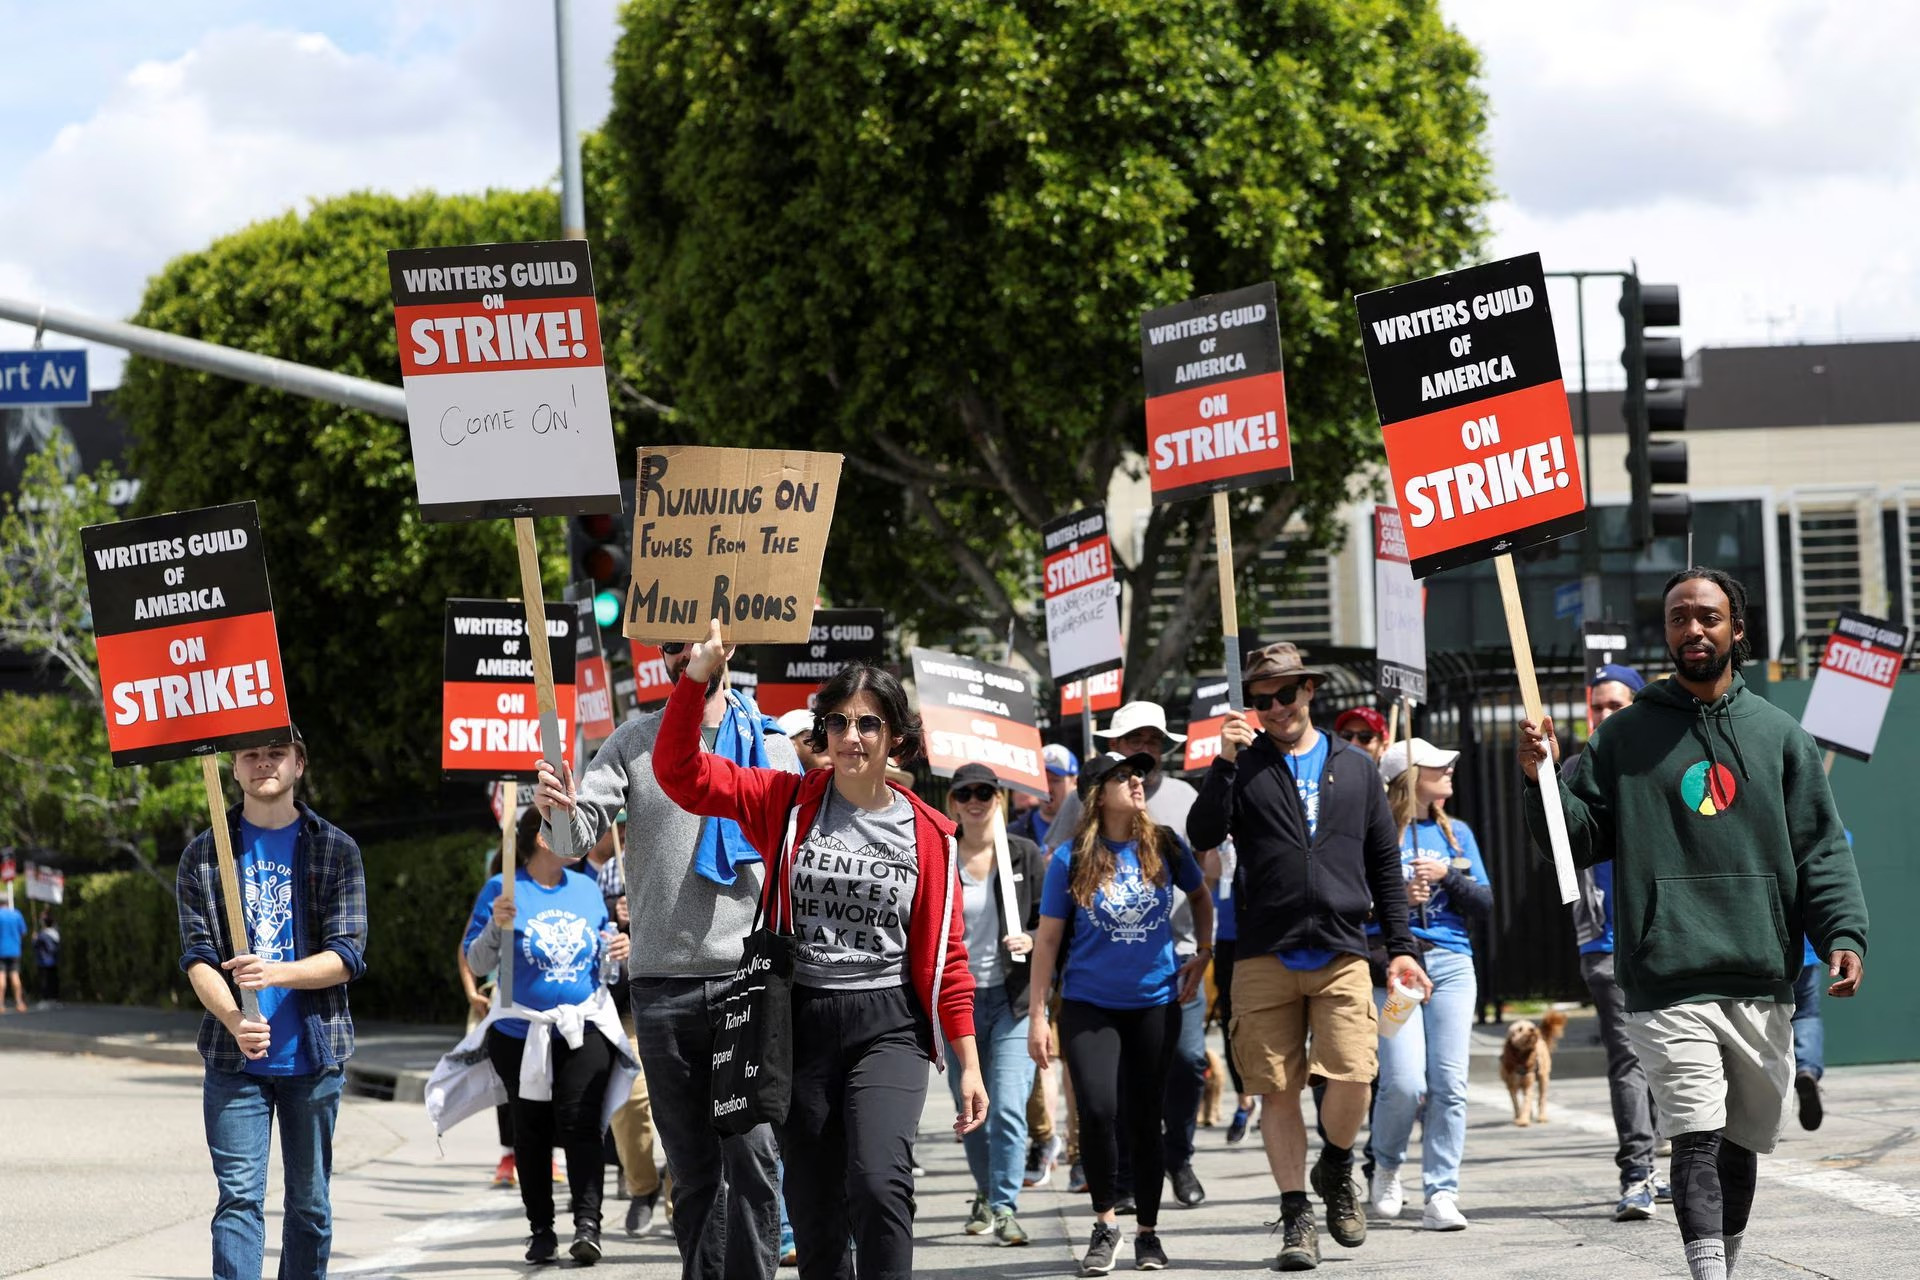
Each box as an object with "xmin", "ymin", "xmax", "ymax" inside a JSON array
[{"xmin": 1546, "ymin": 269, "xmax": 1629, "ymax": 622}]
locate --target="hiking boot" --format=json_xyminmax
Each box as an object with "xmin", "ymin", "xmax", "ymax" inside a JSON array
[
  {"xmin": 1276, "ymin": 1204, "xmax": 1320, "ymax": 1271},
  {"xmin": 964, "ymin": 1194, "xmax": 992, "ymax": 1235},
  {"xmin": 993, "ymin": 1208, "xmax": 1029, "ymax": 1246},
  {"xmin": 1080, "ymin": 1221, "xmax": 1122, "ymax": 1276},
  {"xmin": 569, "ymin": 1224, "xmax": 602, "ymax": 1265},
  {"xmin": 1068, "ymin": 1161, "xmax": 1089, "ymax": 1193},
  {"xmin": 524, "ymin": 1228, "xmax": 559, "ymax": 1264},
  {"xmin": 1226, "ymin": 1104, "xmax": 1252, "ymax": 1145},
  {"xmin": 1310, "ymin": 1156, "xmax": 1366, "ymax": 1248},
  {"xmin": 625, "ymin": 1190, "xmax": 656, "ymax": 1237},
  {"xmin": 1170, "ymin": 1163, "xmax": 1206, "ymax": 1207},
  {"xmin": 1796, "ymin": 1068, "xmax": 1824, "ymax": 1131},
  {"xmin": 1613, "ymin": 1179, "xmax": 1655, "ymax": 1222},
  {"xmin": 1134, "ymin": 1229, "xmax": 1169, "ymax": 1270}
]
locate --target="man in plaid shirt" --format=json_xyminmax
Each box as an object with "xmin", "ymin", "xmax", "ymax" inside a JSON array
[{"xmin": 176, "ymin": 728, "xmax": 367, "ymax": 1280}]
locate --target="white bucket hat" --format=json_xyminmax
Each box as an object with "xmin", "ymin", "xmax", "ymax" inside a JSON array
[
  {"xmin": 1095, "ymin": 700, "xmax": 1187, "ymax": 745},
  {"xmin": 1379, "ymin": 737, "xmax": 1459, "ymax": 785}
]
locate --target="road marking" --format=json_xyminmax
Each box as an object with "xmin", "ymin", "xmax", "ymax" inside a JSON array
[
  {"xmin": 1466, "ymin": 1085, "xmax": 1920, "ymax": 1220},
  {"xmin": 331, "ymin": 1199, "xmax": 518, "ymax": 1276}
]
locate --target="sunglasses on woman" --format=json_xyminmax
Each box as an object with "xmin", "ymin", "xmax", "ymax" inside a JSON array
[
  {"xmin": 950, "ymin": 784, "xmax": 999, "ymax": 804},
  {"xmin": 820, "ymin": 712, "xmax": 888, "ymax": 740},
  {"xmin": 1103, "ymin": 767, "xmax": 1142, "ymax": 786},
  {"xmin": 1248, "ymin": 681, "xmax": 1307, "ymax": 711}
]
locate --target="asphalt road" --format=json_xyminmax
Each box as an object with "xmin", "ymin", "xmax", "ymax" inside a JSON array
[{"xmin": 5, "ymin": 1041, "xmax": 1918, "ymax": 1277}]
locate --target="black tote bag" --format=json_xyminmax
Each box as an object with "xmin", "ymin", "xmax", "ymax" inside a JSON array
[{"xmin": 709, "ymin": 804, "xmax": 799, "ymax": 1135}]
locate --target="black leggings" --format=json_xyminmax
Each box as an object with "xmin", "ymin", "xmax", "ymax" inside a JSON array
[
  {"xmin": 1061, "ymin": 999, "xmax": 1180, "ymax": 1228},
  {"xmin": 1214, "ymin": 940, "xmax": 1245, "ymax": 1096},
  {"xmin": 486, "ymin": 1026, "xmax": 615, "ymax": 1233},
  {"xmin": 1671, "ymin": 1130, "xmax": 1759, "ymax": 1244}
]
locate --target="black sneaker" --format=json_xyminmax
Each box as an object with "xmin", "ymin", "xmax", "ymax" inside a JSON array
[
  {"xmin": 1796, "ymin": 1068, "xmax": 1824, "ymax": 1131},
  {"xmin": 1226, "ymin": 1105, "xmax": 1252, "ymax": 1145},
  {"xmin": 625, "ymin": 1190, "xmax": 656, "ymax": 1237},
  {"xmin": 1276, "ymin": 1205, "xmax": 1320, "ymax": 1271},
  {"xmin": 1023, "ymin": 1141, "xmax": 1047, "ymax": 1188},
  {"xmin": 1114, "ymin": 1192, "xmax": 1137, "ymax": 1216},
  {"xmin": 1134, "ymin": 1229, "xmax": 1169, "ymax": 1271},
  {"xmin": 525, "ymin": 1228, "xmax": 559, "ymax": 1264},
  {"xmin": 1169, "ymin": 1163, "xmax": 1206, "ymax": 1207},
  {"xmin": 1080, "ymin": 1221, "xmax": 1123, "ymax": 1276},
  {"xmin": 569, "ymin": 1224, "xmax": 602, "ymax": 1265},
  {"xmin": 1310, "ymin": 1157, "xmax": 1366, "ymax": 1248}
]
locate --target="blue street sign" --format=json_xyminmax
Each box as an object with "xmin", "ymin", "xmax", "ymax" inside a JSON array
[
  {"xmin": 0, "ymin": 349, "xmax": 89, "ymax": 407},
  {"xmin": 1553, "ymin": 579, "xmax": 1583, "ymax": 623}
]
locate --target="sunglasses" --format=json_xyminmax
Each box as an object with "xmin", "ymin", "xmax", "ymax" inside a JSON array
[
  {"xmin": 820, "ymin": 712, "xmax": 888, "ymax": 740},
  {"xmin": 658, "ymin": 642, "xmax": 688, "ymax": 656},
  {"xmin": 1102, "ymin": 767, "xmax": 1143, "ymax": 786},
  {"xmin": 951, "ymin": 784, "xmax": 999, "ymax": 804},
  {"xmin": 1248, "ymin": 682, "xmax": 1307, "ymax": 711},
  {"xmin": 1340, "ymin": 730, "xmax": 1378, "ymax": 745}
]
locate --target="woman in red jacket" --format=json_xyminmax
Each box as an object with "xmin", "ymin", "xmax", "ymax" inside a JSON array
[{"xmin": 653, "ymin": 619, "xmax": 987, "ymax": 1280}]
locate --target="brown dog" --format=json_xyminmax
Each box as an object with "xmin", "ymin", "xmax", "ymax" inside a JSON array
[
  {"xmin": 1500, "ymin": 1009, "xmax": 1567, "ymax": 1126},
  {"xmin": 1197, "ymin": 1048, "xmax": 1226, "ymax": 1127}
]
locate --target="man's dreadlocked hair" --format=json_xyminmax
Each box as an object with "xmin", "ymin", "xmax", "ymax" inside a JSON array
[{"xmin": 1663, "ymin": 567, "xmax": 1754, "ymax": 667}]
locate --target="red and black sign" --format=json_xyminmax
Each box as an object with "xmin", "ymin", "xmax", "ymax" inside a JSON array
[
  {"xmin": 443, "ymin": 598, "xmax": 577, "ymax": 780},
  {"xmin": 755, "ymin": 608, "xmax": 886, "ymax": 718},
  {"xmin": 910, "ymin": 647, "xmax": 1046, "ymax": 798},
  {"xmin": 1355, "ymin": 253, "xmax": 1584, "ymax": 578},
  {"xmin": 82, "ymin": 502, "xmax": 292, "ymax": 767},
  {"xmin": 1801, "ymin": 609, "xmax": 1910, "ymax": 762},
  {"xmin": 1140, "ymin": 282, "xmax": 1290, "ymax": 505},
  {"xmin": 573, "ymin": 598, "xmax": 620, "ymax": 748},
  {"xmin": 1182, "ymin": 678, "xmax": 1234, "ymax": 773},
  {"xmin": 1059, "ymin": 668, "xmax": 1123, "ymax": 718}
]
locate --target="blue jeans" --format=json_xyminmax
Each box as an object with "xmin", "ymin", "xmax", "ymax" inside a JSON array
[
  {"xmin": 1160, "ymin": 985, "xmax": 1209, "ymax": 1169},
  {"xmin": 1369, "ymin": 947, "xmax": 1475, "ymax": 1198},
  {"xmin": 1792, "ymin": 962, "xmax": 1825, "ymax": 1079},
  {"xmin": 202, "ymin": 1064, "xmax": 344, "ymax": 1280},
  {"xmin": 946, "ymin": 985, "xmax": 1034, "ymax": 1211}
]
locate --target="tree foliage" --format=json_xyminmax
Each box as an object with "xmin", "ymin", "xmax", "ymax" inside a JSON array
[
  {"xmin": 599, "ymin": 0, "xmax": 1492, "ymax": 693},
  {"xmin": 117, "ymin": 191, "xmax": 570, "ymax": 813}
]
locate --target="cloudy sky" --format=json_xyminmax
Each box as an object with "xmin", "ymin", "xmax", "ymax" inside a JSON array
[{"xmin": 1, "ymin": 0, "xmax": 1914, "ymax": 390}]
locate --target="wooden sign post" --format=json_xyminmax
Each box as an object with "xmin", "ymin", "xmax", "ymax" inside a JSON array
[
  {"xmin": 494, "ymin": 779, "xmax": 518, "ymax": 1007},
  {"xmin": 200, "ymin": 756, "xmax": 261, "ymax": 1022},
  {"xmin": 989, "ymin": 804, "xmax": 1027, "ymax": 965},
  {"xmin": 1357, "ymin": 253, "xmax": 1586, "ymax": 905}
]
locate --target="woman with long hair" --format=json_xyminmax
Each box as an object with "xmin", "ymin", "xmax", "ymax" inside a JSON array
[
  {"xmin": 943, "ymin": 762, "xmax": 1046, "ymax": 1245},
  {"xmin": 651, "ymin": 620, "xmax": 987, "ymax": 1280},
  {"xmin": 1028, "ymin": 751, "xmax": 1212, "ymax": 1275},
  {"xmin": 1364, "ymin": 738, "xmax": 1492, "ymax": 1232}
]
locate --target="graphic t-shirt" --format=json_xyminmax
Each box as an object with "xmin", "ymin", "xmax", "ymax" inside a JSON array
[
  {"xmin": 958, "ymin": 860, "xmax": 1004, "ymax": 990},
  {"xmin": 1041, "ymin": 835, "xmax": 1204, "ymax": 1010},
  {"xmin": 237, "ymin": 817, "xmax": 314, "ymax": 1076},
  {"xmin": 464, "ymin": 867, "xmax": 610, "ymax": 1039},
  {"xmin": 1366, "ymin": 818, "xmax": 1490, "ymax": 956},
  {"xmin": 1278, "ymin": 732, "xmax": 1336, "ymax": 971},
  {"xmin": 0, "ymin": 907, "xmax": 26, "ymax": 959},
  {"xmin": 790, "ymin": 788, "xmax": 917, "ymax": 990}
]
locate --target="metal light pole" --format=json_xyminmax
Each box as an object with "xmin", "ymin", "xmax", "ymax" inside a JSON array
[
  {"xmin": 1546, "ymin": 269, "xmax": 1630, "ymax": 624},
  {"xmin": 555, "ymin": 0, "xmax": 586, "ymax": 241}
]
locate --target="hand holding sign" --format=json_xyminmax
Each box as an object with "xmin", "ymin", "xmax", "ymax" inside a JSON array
[
  {"xmin": 1516, "ymin": 716, "xmax": 1556, "ymax": 781},
  {"xmin": 1219, "ymin": 709, "xmax": 1255, "ymax": 763}
]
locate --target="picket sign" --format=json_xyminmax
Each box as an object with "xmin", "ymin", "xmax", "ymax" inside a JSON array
[
  {"xmin": 494, "ymin": 778, "xmax": 518, "ymax": 1007},
  {"xmin": 199, "ymin": 755, "xmax": 261, "ymax": 1022},
  {"xmin": 989, "ymin": 805, "xmax": 1027, "ymax": 965},
  {"xmin": 1402, "ymin": 697, "xmax": 1429, "ymax": 930},
  {"xmin": 511, "ymin": 518, "xmax": 574, "ymax": 891},
  {"xmin": 1824, "ymin": 751, "xmax": 1837, "ymax": 775},
  {"xmin": 1386, "ymin": 701, "xmax": 1401, "ymax": 746},
  {"xmin": 1495, "ymin": 555, "xmax": 1577, "ymax": 904}
]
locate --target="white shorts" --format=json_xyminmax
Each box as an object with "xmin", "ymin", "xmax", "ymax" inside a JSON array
[{"xmin": 1625, "ymin": 1000, "xmax": 1793, "ymax": 1154}]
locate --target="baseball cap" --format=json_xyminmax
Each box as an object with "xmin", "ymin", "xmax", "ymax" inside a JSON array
[
  {"xmin": 776, "ymin": 708, "xmax": 815, "ymax": 737},
  {"xmin": 950, "ymin": 763, "xmax": 1000, "ymax": 791},
  {"xmin": 1589, "ymin": 663, "xmax": 1646, "ymax": 693},
  {"xmin": 1043, "ymin": 743, "xmax": 1079, "ymax": 777},
  {"xmin": 1335, "ymin": 707, "xmax": 1388, "ymax": 739},
  {"xmin": 1379, "ymin": 737, "xmax": 1460, "ymax": 785},
  {"xmin": 1078, "ymin": 749, "xmax": 1161, "ymax": 799}
]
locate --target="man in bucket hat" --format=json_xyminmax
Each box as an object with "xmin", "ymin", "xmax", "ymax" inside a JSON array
[{"xmin": 1188, "ymin": 643, "xmax": 1429, "ymax": 1271}]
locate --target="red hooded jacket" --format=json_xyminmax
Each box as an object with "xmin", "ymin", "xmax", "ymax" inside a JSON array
[{"xmin": 650, "ymin": 676, "xmax": 976, "ymax": 1058}]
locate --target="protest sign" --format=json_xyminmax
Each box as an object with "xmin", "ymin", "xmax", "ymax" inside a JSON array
[
  {"xmin": 1182, "ymin": 678, "xmax": 1234, "ymax": 772},
  {"xmin": 625, "ymin": 446, "xmax": 843, "ymax": 645},
  {"xmin": 24, "ymin": 863, "xmax": 64, "ymax": 905},
  {"xmin": 442, "ymin": 599, "xmax": 577, "ymax": 781},
  {"xmin": 755, "ymin": 608, "xmax": 887, "ymax": 717},
  {"xmin": 1140, "ymin": 283, "xmax": 1290, "ymax": 505},
  {"xmin": 1355, "ymin": 253, "xmax": 1583, "ymax": 579},
  {"xmin": 627, "ymin": 644, "xmax": 674, "ymax": 707},
  {"xmin": 1801, "ymin": 610, "xmax": 1909, "ymax": 763},
  {"xmin": 1373, "ymin": 505, "xmax": 1427, "ymax": 704},
  {"xmin": 1041, "ymin": 507, "xmax": 1124, "ymax": 683},
  {"xmin": 388, "ymin": 240, "xmax": 620, "ymax": 522},
  {"xmin": 82, "ymin": 502, "xmax": 291, "ymax": 767},
  {"xmin": 1060, "ymin": 668, "xmax": 1123, "ymax": 718},
  {"xmin": 911, "ymin": 647, "xmax": 1046, "ymax": 798},
  {"xmin": 572, "ymin": 600, "xmax": 619, "ymax": 748}
]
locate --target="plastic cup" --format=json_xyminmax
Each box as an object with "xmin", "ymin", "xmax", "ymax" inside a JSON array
[{"xmin": 1379, "ymin": 977, "xmax": 1424, "ymax": 1040}]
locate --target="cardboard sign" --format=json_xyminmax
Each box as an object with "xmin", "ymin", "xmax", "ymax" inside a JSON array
[
  {"xmin": 1801, "ymin": 610, "xmax": 1910, "ymax": 762},
  {"xmin": 573, "ymin": 599, "xmax": 619, "ymax": 748},
  {"xmin": 1373, "ymin": 505, "xmax": 1427, "ymax": 703},
  {"xmin": 388, "ymin": 240, "xmax": 620, "ymax": 522},
  {"xmin": 1060, "ymin": 667, "xmax": 1124, "ymax": 718},
  {"xmin": 755, "ymin": 608, "xmax": 887, "ymax": 717},
  {"xmin": 1355, "ymin": 253, "xmax": 1583, "ymax": 578},
  {"xmin": 1182, "ymin": 678, "xmax": 1234, "ymax": 772},
  {"xmin": 1041, "ymin": 507, "xmax": 1125, "ymax": 682},
  {"xmin": 624, "ymin": 446, "xmax": 843, "ymax": 645},
  {"xmin": 911, "ymin": 647, "xmax": 1046, "ymax": 798},
  {"xmin": 81, "ymin": 502, "xmax": 292, "ymax": 767},
  {"xmin": 1139, "ymin": 282, "xmax": 1290, "ymax": 504},
  {"xmin": 443, "ymin": 598, "xmax": 577, "ymax": 780}
]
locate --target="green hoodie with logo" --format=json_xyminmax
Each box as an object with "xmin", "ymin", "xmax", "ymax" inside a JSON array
[{"xmin": 1524, "ymin": 672, "xmax": 1867, "ymax": 1013}]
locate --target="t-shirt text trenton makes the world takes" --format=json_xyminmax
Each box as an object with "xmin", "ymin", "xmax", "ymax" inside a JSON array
[{"xmin": 789, "ymin": 791, "xmax": 918, "ymax": 990}]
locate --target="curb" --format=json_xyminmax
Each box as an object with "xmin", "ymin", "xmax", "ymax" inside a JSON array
[{"xmin": 0, "ymin": 1026, "xmax": 433, "ymax": 1103}]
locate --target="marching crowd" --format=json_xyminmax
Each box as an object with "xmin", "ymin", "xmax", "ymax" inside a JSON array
[{"xmin": 171, "ymin": 566, "xmax": 1867, "ymax": 1280}]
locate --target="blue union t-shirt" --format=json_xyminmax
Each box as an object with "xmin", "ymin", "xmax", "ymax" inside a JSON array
[
  {"xmin": 1278, "ymin": 732, "xmax": 1336, "ymax": 971},
  {"xmin": 237, "ymin": 817, "xmax": 315, "ymax": 1077},
  {"xmin": 0, "ymin": 906, "xmax": 26, "ymax": 959},
  {"xmin": 464, "ymin": 868, "xmax": 610, "ymax": 1039},
  {"xmin": 1041, "ymin": 834, "xmax": 1204, "ymax": 1010}
]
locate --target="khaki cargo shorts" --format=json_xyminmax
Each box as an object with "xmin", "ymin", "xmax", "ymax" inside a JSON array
[
  {"xmin": 1228, "ymin": 951, "xmax": 1378, "ymax": 1094},
  {"xmin": 1626, "ymin": 999, "xmax": 1793, "ymax": 1154}
]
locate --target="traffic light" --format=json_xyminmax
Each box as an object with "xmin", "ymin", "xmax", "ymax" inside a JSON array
[
  {"xmin": 1621, "ymin": 274, "xmax": 1688, "ymax": 547},
  {"xmin": 570, "ymin": 499, "xmax": 631, "ymax": 660}
]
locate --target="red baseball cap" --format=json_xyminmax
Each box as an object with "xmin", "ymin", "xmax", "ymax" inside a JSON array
[{"xmin": 1335, "ymin": 707, "xmax": 1388, "ymax": 738}]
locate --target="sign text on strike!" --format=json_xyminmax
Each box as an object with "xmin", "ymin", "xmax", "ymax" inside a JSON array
[{"xmin": 1139, "ymin": 282, "xmax": 1291, "ymax": 505}]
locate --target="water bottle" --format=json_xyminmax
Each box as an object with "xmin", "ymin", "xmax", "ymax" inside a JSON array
[{"xmin": 600, "ymin": 923, "xmax": 621, "ymax": 985}]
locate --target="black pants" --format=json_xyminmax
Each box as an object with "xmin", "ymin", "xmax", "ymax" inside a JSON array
[
  {"xmin": 1214, "ymin": 940, "xmax": 1244, "ymax": 1096},
  {"xmin": 778, "ymin": 984, "xmax": 930, "ymax": 1280},
  {"xmin": 1062, "ymin": 998, "xmax": 1179, "ymax": 1227},
  {"xmin": 486, "ymin": 1026, "xmax": 615, "ymax": 1234}
]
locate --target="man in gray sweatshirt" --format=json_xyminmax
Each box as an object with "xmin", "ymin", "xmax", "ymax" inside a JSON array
[{"xmin": 537, "ymin": 642, "xmax": 798, "ymax": 1280}]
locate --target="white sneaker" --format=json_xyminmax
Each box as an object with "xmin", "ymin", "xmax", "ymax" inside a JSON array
[
  {"xmin": 1369, "ymin": 1168, "xmax": 1404, "ymax": 1219},
  {"xmin": 1422, "ymin": 1191, "xmax": 1468, "ymax": 1231}
]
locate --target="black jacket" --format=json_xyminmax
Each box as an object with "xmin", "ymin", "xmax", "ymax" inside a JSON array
[
  {"xmin": 1187, "ymin": 730, "xmax": 1416, "ymax": 962},
  {"xmin": 976, "ymin": 833, "xmax": 1047, "ymax": 1013}
]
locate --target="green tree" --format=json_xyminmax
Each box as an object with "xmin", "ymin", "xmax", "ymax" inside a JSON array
[
  {"xmin": 599, "ymin": 0, "xmax": 1491, "ymax": 693},
  {"xmin": 117, "ymin": 190, "xmax": 570, "ymax": 813}
]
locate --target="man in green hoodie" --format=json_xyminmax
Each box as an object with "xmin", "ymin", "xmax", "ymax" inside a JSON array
[{"xmin": 1518, "ymin": 567, "xmax": 1866, "ymax": 1280}]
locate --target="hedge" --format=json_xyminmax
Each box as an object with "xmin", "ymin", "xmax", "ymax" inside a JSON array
[{"xmin": 56, "ymin": 826, "xmax": 498, "ymax": 1024}]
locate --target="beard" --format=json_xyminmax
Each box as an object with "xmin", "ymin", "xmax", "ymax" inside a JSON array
[{"xmin": 1670, "ymin": 642, "xmax": 1732, "ymax": 684}]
